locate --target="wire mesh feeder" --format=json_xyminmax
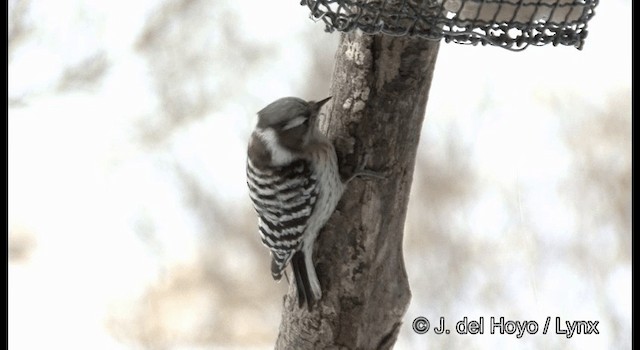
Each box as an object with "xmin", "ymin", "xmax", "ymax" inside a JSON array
[{"xmin": 300, "ymin": 0, "xmax": 599, "ymax": 51}]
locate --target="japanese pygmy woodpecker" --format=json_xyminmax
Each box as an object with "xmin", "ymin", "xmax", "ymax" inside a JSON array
[{"xmin": 247, "ymin": 96, "xmax": 371, "ymax": 310}]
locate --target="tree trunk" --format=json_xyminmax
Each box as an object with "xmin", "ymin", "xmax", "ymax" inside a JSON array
[{"xmin": 276, "ymin": 31, "xmax": 439, "ymax": 349}]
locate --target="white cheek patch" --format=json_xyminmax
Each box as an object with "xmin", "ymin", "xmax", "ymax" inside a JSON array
[
  {"xmin": 282, "ymin": 116, "xmax": 307, "ymax": 131},
  {"xmin": 256, "ymin": 128, "xmax": 297, "ymax": 166}
]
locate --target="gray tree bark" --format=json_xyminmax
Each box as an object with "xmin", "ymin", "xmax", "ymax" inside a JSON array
[{"xmin": 276, "ymin": 31, "xmax": 440, "ymax": 349}]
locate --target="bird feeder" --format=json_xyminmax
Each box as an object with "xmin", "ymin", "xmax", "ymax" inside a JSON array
[{"xmin": 300, "ymin": 0, "xmax": 599, "ymax": 50}]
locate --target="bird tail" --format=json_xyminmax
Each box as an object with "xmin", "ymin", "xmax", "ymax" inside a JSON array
[
  {"xmin": 291, "ymin": 251, "xmax": 314, "ymax": 311},
  {"xmin": 271, "ymin": 250, "xmax": 317, "ymax": 310}
]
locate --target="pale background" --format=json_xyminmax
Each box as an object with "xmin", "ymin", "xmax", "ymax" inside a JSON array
[{"xmin": 8, "ymin": 0, "xmax": 631, "ymax": 349}]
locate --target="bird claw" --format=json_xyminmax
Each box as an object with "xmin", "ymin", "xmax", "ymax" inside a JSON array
[{"xmin": 346, "ymin": 154, "xmax": 389, "ymax": 184}]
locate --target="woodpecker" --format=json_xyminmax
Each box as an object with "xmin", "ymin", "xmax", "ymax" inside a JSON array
[{"xmin": 246, "ymin": 96, "xmax": 347, "ymax": 310}]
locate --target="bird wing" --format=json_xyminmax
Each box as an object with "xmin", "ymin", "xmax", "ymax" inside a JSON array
[{"xmin": 246, "ymin": 158, "xmax": 319, "ymax": 279}]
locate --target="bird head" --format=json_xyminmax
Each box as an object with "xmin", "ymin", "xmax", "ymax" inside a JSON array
[{"xmin": 251, "ymin": 97, "xmax": 331, "ymax": 166}]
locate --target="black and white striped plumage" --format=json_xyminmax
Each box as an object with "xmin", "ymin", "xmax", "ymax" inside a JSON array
[
  {"xmin": 246, "ymin": 96, "xmax": 343, "ymax": 310},
  {"xmin": 246, "ymin": 159, "xmax": 318, "ymax": 278}
]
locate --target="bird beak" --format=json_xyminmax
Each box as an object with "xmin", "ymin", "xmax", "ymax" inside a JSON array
[{"xmin": 315, "ymin": 96, "xmax": 332, "ymax": 108}]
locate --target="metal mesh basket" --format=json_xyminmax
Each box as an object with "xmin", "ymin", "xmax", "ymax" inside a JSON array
[{"xmin": 300, "ymin": 0, "xmax": 599, "ymax": 50}]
